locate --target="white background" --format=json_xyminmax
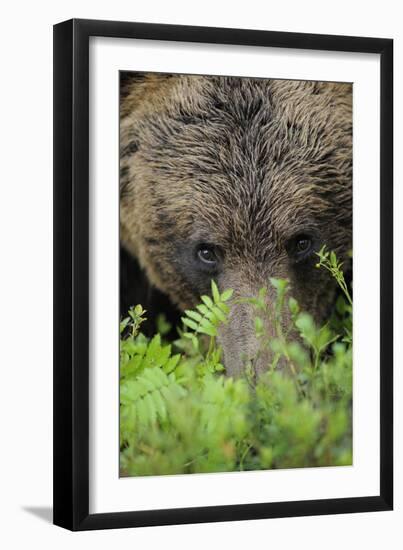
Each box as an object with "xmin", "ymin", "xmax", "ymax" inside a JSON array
[{"xmin": 0, "ymin": 0, "xmax": 400, "ymax": 548}]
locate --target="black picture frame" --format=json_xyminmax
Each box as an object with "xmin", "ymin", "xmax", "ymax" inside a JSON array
[{"xmin": 53, "ymin": 18, "xmax": 393, "ymax": 531}]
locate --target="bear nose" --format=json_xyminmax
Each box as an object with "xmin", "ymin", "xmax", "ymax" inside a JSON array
[{"xmin": 217, "ymin": 299, "xmax": 277, "ymax": 378}]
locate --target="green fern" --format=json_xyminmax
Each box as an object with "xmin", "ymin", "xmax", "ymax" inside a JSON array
[
  {"xmin": 119, "ymin": 249, "xmax": 352, "ymax": 475},
  {"xmin": 181, "ymin": 280, "xmax": 232, "ymax": 338},
  {"xmin": 180, "ymin": 280, "xmax": 233, "ymax": 369},
  {"xmin": 120, "ymin": 366, "xmax": 187, "ymax": 444}
]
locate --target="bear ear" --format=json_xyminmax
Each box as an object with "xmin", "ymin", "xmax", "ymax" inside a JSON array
[{"xmin": 119, "ymin": 71, "xmax": 175, "ymax": 118}]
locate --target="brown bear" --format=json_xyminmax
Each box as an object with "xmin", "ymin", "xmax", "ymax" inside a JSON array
[{"xmin": 120, "ymin": 73, "xmax": 352, "ymax": 377}]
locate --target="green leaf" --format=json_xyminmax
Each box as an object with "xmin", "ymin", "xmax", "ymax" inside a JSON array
[
  {"xmin": 288, "ymin": 297, "xmax": 299, "ymax": 316},
  {"xmin": 254, "ymin": 317, "xmax": 264, "ymax": 336},
  {"xmin": 143, "ymin": 393, "xmax": 157, "ymax": 424},
  {"xmin": 212, "ymin": 306, "xmax": 227, "ymax": 323},
  {"xmin": 152, "ymin": 389, "xmax": 167, "ymax": 421},
  {"xmin": 196, "ymin": 304, "xmax": 210, "ymax": 316},
  {"xmin": 156, "ymin": 313, "xmax": 171, "ymax": 336},
  {"xmin": 216, "ymin": 302, "xmax": 230, "ymax": 315},
  {"xmin": 199, "ymin": 318, "xmax": 217, "ymax": 337},
  {"xmin": 181, "ymin": 317, "xmax": 199, "ymax": 331},
  {"xmin": 258, "ymin": 287, "xmax": 267, "ymax": 299},
  {"xmin": 221, "ymin": 289, "xmax": 234, "ymax": 302},
  {"xmin": 185, "ymin": 309, "xmax": 203, "ymax": 322},
  {"xmin": 120, "ymin": 317, "xmax": 130, "ymax": 334},
  {"xmin": 295, "ymin": 313, "xmax": 317, "ymax": 349},
  {"xmin": 270, "ymin": 277, "xmax": 288, "ymax": 292},
  {"xmin": 201, "ymin": 295, "xmax": 214, "ymax": 309},
  {"xmin": 145, "ymin": 334, "xmax": 161, "ymax": 364},
  {"xmin": 211, "ymin": 280, "xmax": 220, "ymax": 303},
  {"xmin": 163, "ymin": 353, "xmax": 181, "ymax": 374}
]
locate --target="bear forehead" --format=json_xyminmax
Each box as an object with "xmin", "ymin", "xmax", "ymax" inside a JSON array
[
  {"xmin": 135, "ymin": 75, "xmax": 352, "ymax": 192},
  {"xmin": 121, "ymin": 74, "xmax": 351, "ymax": 255},
  {"xmin": 139, "ymin": 75, "xmax": 352, "ymax": 145}
]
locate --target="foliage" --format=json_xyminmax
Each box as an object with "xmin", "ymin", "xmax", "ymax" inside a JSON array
[{"xmin": 120, "ymin": 251, "xmax": 352, "ymax": 476}]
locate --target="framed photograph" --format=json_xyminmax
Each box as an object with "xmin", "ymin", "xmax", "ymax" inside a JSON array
[{"xmin": 53, "ymin": 19, "xmax": 393, "ymax": 530}]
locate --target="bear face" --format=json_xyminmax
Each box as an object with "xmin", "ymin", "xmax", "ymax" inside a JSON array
[{"xmin": 120, "ymin": 74, "xmax": 352, "ymax": 377}]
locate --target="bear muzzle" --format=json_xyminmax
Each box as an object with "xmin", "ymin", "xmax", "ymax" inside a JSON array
[{"xmin": 216, "ymin": 275, "xmax": 292, "ymax": 378}]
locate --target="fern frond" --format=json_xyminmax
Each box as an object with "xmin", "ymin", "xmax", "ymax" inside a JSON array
[
  {"xmin": 120, "ymin": 366, "xmax": 187, "ymax": 443},
  {"xmin": 181, "ymin": 280, "xmax": 232, "ymax": 338}
]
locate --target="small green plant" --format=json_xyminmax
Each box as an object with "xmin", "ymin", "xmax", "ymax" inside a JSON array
[
  {"xmin": 120, "ymin": 304, "xmax": 147, "ymax": 337},
  {"xmin": 181, "ymin": 280, "xmax": 233, "ymax": 339},
  {"xmin": 120, "ymin": 251, "xmax": 352, "ymax": 476},
  {"xmin": 316, "ymin": 245, "xmax": 353, "ymax": 344},
  {"xmin": 316, "ymin": 245, "xmax": 352, "ymax": 306}
]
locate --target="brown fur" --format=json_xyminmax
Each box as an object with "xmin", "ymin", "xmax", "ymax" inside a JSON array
[{"xmin": 120, "ymin": 73, "xmax": 352, "ymax": 376}]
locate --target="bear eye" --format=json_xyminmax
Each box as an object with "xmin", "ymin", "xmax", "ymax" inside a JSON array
[
  {"xmin": 197, "ymin": 245, "xmax": 218, "ymax": 265},
  {"xmin": 195, "ymin": 244, "xmax": 221, "ymax": 271},
  {"xmin": 296, "ymin": 237, "xmax": 311, "ymax": 253},
  {"xmin": 287, "ymin": 234, "xmax": 314, "ymax": 260}
]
